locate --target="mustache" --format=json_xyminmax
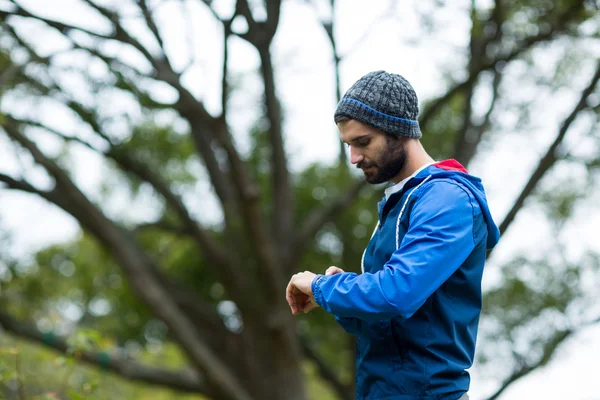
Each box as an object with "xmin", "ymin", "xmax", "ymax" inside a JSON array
[{"xmin": 357, "ymin": 161, "xmax": 376, "ymax": 169}]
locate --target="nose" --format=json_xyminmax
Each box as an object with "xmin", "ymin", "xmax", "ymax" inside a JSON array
[{"xmin": 349, "ymin": 146, "xmax": 364, "ymax": 165}]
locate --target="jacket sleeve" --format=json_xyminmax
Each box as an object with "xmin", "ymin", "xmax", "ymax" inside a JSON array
[
  {"xmin": 333, "ymin": 315, "xmax": 362, "ymax": 335},
  {"xmin": 312, "ymin": 181, "xmax": 476, "ymax": 322}
]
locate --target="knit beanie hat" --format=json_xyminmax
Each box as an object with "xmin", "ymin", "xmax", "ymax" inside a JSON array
[{"xmin": 334, "ymin": 70, "xmax": 422, "ymax": 139}]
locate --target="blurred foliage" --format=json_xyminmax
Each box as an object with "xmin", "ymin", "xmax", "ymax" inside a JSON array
[
  {"xmin": 0, "ymin": 333, "xmax": 342, "ymax": 399},
  {"xmin": 0, "ymin": 334, "xmax": 205, "ymax": 400},
  {"xmin": 113, "ymin": 122, "xmax": 199, "ymax": 192}
]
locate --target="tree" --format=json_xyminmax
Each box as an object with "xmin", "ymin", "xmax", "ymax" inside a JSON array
[{"xmin": 0, "ymin": 0, "xmax": 599, "ymax": 399}]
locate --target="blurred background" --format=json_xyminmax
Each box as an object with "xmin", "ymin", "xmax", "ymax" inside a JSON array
[{"xmin": 0, "ymin": 0, "xmax": 599, "ymax": 399}]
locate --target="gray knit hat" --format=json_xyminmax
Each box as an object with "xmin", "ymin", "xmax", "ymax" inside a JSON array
[{"xmin": 334, "ymin": 70, "xmax": 422, "ymax": 139}]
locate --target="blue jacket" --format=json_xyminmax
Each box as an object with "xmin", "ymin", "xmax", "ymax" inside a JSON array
[{"xmin": 312, "ymin": 160, "xmax": 500, "ymax": 400}]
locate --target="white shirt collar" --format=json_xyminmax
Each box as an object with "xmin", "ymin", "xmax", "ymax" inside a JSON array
[{"xmin": 384, "ymin": 163, "xmax": 434, "ymax": 200}]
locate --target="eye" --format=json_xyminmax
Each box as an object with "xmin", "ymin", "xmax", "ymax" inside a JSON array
[{"xmin": 356, "ymin": 139, "xmax": 370, "ymax": 147}]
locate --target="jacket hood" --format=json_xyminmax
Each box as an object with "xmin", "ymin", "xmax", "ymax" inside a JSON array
[{"xmin": 409, "ymin": 159, "xmax": 500, "ymax": 249}]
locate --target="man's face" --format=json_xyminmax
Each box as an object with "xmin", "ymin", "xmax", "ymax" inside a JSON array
[{"xmin": 338, "ymin": 119, "xmax": 407, "ymax": 184}]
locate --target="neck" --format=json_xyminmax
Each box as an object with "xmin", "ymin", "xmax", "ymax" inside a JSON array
[{"xmin": 391, "ymin": 140, "xmax": 435, "ymax": 184}]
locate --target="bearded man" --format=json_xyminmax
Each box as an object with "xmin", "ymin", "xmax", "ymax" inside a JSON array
[{"xmin": 286, "ymin": 71, "xmax": 500, "ymax": 400}]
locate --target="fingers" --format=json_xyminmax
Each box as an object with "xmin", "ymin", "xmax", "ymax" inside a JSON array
[
  {"xmin": 292, "ymin": 287, "xmax": 308, "ymax": 315},
  {"xmin": 303, "ymin": 298, "xmax": 318, "ymax": 314},
  {"xmin": 287, "ymin": 274, "xmax": 308, "ymax": 315},
  {"xmin": 286, "ymin": 274, "xmax": 298, "ymax": 314},
  {"xmin": 325, "ymin": 266, "xmax": 345, "ymax": 276},
  {"xmin": 286, "ymin": 271, "xmax": 319, "ymax": 315},
  {"xmin": 295, "ymin": 293, "xmax": 309, "ymax": 315}
]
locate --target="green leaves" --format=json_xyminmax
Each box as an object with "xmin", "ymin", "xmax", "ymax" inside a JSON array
[
  {"xmin": 478, "ymin": 247, "xmax": 599, "ymax": 389},
  {"xmin": 484, "ymin": 256, "xmax": 581, "ymax": 330},
  {"xmin": 0, "ymin": 335, "xmax": 201, "ymax": 399},
  {"xmin": 113, "ymin": 122, "xmax": 197, "ymax": 189}
]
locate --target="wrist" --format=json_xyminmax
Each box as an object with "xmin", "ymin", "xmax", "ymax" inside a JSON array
[{"xmin": 311, "ymin": 274, "xmax": 327, "ymax": 309}]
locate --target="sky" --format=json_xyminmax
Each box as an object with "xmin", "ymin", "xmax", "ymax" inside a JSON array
[{"xmin": 0, "ymin": 0, "xmax": 599, "ymax": 399}]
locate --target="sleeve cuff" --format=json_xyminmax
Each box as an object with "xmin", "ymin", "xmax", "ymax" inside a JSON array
[{"xmin": 311, "ymin": 274, "xmax": 328, "ymax": 309}]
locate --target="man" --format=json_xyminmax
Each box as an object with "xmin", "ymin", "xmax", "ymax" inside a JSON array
[{"xmin": 286, "ymin": 70, "xmax": 500, "ymax": 400}]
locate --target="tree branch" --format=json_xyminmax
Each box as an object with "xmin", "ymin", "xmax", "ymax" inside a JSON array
[
  {"xmin": 6, "ymin": 116, "xmax": 103, "ymax": 152},
  {"xmin": 4, "ymin": 0, "xmax": 240, "ymax": 225},
  {"xmin": 455, "ymin": 70, "xmax": 502, "ymax": 166},
  {"xmin": 6, "ymin": 0, "xmax": 220, "ymax": 140},
  {"xmin": 2, "ymin": 121, "xmax": 253, "ymax": 400},
  {"xmin": 495, "ymin": 60, "xmax": 600, "ymax": 239},
  {"xmin": 231, "ymin": 0, "xmax": 291, "ymax": 268},
  {"xmin": 0, "ymin": 173, "xmax": 49, "ymax": 197},
  {"xmin": 221, "ymin": 20, "xmax": 231, "ymax": 119},
  {"xmin": 318, "ymin": 0, "xmax": 346, "ymax": 164},
  {"xmin": 420, "ymin": 1, "xmax": 584, "ymax": 129},
  {"xmin": 336, "ymin": 3, "xmax": 392, "ymax": 61},
  {"xmin": 135, "ymin": 0, "xmax": 167, "ymax": 56},
  {"xmin": 264, "ymin": 0, "xmax": 282, "ymax": 40},
  {"xmin": 193, "ymin": 1, "xmax": 286, "ymax": 310},
  {"xmin": 452, "ymin": 0, "xmax": 506, "ymax": 166},
  {"xmin": 1, "ymin": 4, "xmax": 114, "ymax": 42},
  {"xmin": 0, "ymin": 168, "xmax": 71, "ymax": 224},
  {"xmin": 234, "ymin": 0, "xmax": 281, "ymax": 45},
  {"xmin": 485, "ymin": 316, "xmax": 600, "ymax": 400},
  {"xmin": 107, "ymin": 148, "xmax": 237, "ymax": 278},
  {"xmin": 291, "ymin": 179, "xmax": 367, "ymax": 269},
  {"xmin": 182, "ymin": 109, "xmax": 237, "ymax": 208},
  {"xmin": 0, "ymin": 312, "xmax": 206, "ymax": 394},
  {"xmin": 485, "ymin": 329, "xmax": 573, "ymax": 400},
  {"xmin": 5, "ymin": 114, "xmax": 247, "ymax": 309},
  {"xmin": 258, "ymin": 45, "xmax": 293, "ymax": 264},
  {"xmin": 451, "ymin": 1, "xmax": 483, "ymax": 166},
  {"xmin": 132, "ymin": 221, "xmax": 191, "ymax": 236},
  {"xmin": 201, "ymin": 3, "xmax": 306, "ymax": 378},
  {"xmin": 3, "ymin": 0, "xmax": 166, "ymax": 96},
  {"xmin": 1, "ymin": 18, "xmax": 239, "ymax": 291},
  {"xmin": 214, "ymin": 121, "xmax": 286, "ymax": 305},
  {"xmin": 63, "ymin": 31, "xmax": 174, "ymax": 111},
  {"xmin": 312, "ymin": 0, "xmax": 392, "ymax": 164},
  {"xmin": 177, "ymin": 11, "xmax": 287, "ymax": 310},
  {"xmin": 79, "ymin": 0, "xmax": 205, "ymax": 104},
  {"xmin": 154, "ymin": 272, "xmax": 247, "ymax": 367},
  {"xmin": 79, "ymin": 0, "xmax": 160, "ymax": 69},
  {"xmin": 235, "ymin": 0, "xmax": 257, "ymax": 34},
  {"xmin": 4, "ymin": 4, "xmax": 256, "ymax": 320}
]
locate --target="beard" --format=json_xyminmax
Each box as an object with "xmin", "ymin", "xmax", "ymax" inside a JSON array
[{"xmin": 357, "ymin": 136, "xmax": 407, "ymax": 184}]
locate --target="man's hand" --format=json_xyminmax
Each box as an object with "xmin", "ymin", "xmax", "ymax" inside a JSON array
[
  {"xmin": 325, "ymin": 266, "xmax": 345, "ymax": 276},
  {"xmin": 286, "ymin": 266, "xmax": 346, "ymax": 315},
  {"xmin": 286, "ymin": 271, "xmax": 317, "ymax": 315}
]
